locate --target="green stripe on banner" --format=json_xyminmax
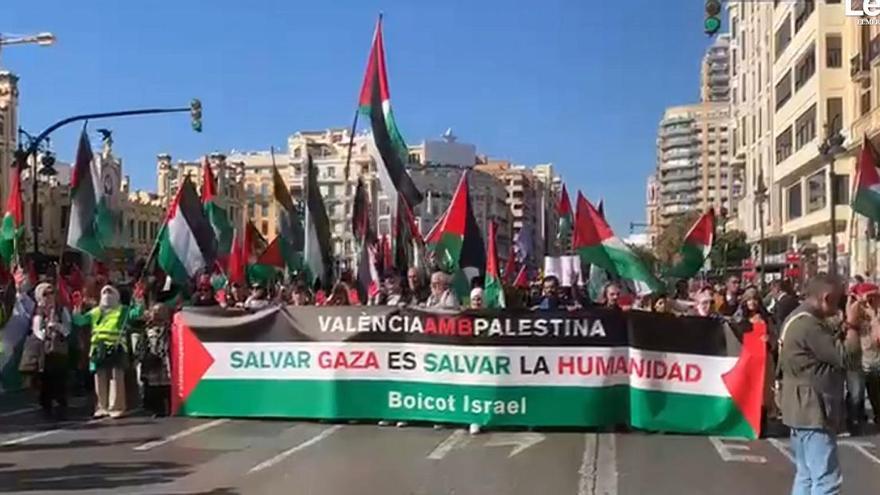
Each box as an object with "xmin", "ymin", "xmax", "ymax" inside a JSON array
[{"xmin": 182, "ymin": 379, "xmax": 752, "ymax": 438}]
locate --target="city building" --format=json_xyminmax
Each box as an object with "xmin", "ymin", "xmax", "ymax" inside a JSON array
[
  {"xmin": 0, "ymin": 71, "xmax": 18, "ymax": 207},
  {"xmin": 474, "ymin": 160, "xmax": 556, "ymax": 264},
  {"xmin": 768, "ymin": 1, "xmax": 854, "ymax": 276},
  {"xmin": 846, "ymin": 18, "xmax": 880, "ymax": 276},
  {"xmin": 156, "ymin": 151, "xmax": 247, "ymax": 229},
  {"xmin": 701, "ymin": 34, "xmax": 731, "ymax": 103},
  {"xmin": 651, "ymin": 102, "xmax": 738, "ymax": 233},
  {"xmin": 728, "ymin": 1, "xmax": 788, "ymax": 272}
]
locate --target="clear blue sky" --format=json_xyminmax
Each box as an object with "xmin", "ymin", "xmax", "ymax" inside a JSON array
[{"xmin": 5, "ymin": 0, "xmax": 714, "ymax": 233}]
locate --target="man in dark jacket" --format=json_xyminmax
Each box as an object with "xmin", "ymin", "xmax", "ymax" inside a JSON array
[
  {"xmin": 778, "ymin": 273, "xmax": 861, "ymax": 495},
  {"xmin": 771, "ymin": 279, "xmax": 800, "ymax": 327}
]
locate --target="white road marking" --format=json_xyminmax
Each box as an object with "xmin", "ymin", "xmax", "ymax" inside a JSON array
[
  {"xmin": 248, "ymin": 425, "xmax": 343, "ymax": 474},
  {"xmin": 484, "ymin": 432, "xmax": 545, "ymax": 458},
  {"xmin": 767, "ymin": 438, "xmax": 795, "ymax": 464},
  {"xmin": 133, "ymin": 419, "xmax": 230, "ymax": 451},
  {"xmin": 1, "ymin": 416, "xmax": 110, "ymax": 447},
  {"xmin": 427, "ymin": 429, "xmax": 470, "ymax": 460},
  {"xmin": 708, "ymin": 437, "xmax": 766, "ymax": 463},
  {"xmin": 595, "ymin": 434, "xmax": 618, "ymax": 495},
  {"xmin": 578, "ymin": 433, "xmax": 618, "ymax": 495},
  {"xmin": 839, "ymin": 439, "xmax": 880, "ymax": 466},
  {"xmin": 0, "ymin": 407, "xmax": 39, "ymax": 418}
]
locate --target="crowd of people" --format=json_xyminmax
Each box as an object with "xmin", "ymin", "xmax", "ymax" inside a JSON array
[{"xmin": 5, "ymin": 260, "xmax": 879, "ymax": 491}]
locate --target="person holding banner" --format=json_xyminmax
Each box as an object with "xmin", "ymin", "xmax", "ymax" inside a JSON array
[
  {"xmin": 30, "ymin": 282, "xmax": 72, "ymax": 420},
  {"xmin": 425, "ymin": 272, "xmax": 458, "ymax": 310},
  {"xmin": 779, "ymin": 274, "xmax": 861, "ymax": 495}
]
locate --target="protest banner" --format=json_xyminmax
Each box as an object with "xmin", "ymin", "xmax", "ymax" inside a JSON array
[{"xmin": 171, "ymin": 306, "xmax": 766, "ymax": 438}]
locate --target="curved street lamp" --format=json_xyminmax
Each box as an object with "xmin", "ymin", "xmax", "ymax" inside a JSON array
[{"xmin": 818, "ymin": 114, "xmax": 846, "ymax": 277}]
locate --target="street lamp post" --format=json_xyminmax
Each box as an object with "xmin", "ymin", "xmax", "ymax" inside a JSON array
[
  {"xmin": 755, "ymin": 173, "xmax": 768, "ymax": 288},
  {"xmin": 15, "ymin": 129, "xmax": 57, "ymax": 260},
  {"xmin": 0, "ymin": 32, "xmax": 56, "ymax": 65},
  {"xmin": 16, "ymin": 103, "xmax": 202, "ymax": 259},
  {"xmin": 818, "ymin": 115, "xmax": 845, "ymax": 277}
]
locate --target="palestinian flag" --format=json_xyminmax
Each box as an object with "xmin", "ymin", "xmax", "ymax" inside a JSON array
[
  {"xmin": 852, "ymin": 135, "xmax": 880, "ymax": 222},
  {"xmin": 273, "ymin": 165, "xmax": 303, "ymax": 271},
  {"xmin": 666, "ymin": 209, "xmax": 715, "ymax": 279},
  {"xmin": 573, "ymin": 194, "xmax": 662, "ymax": 295},
  {"xmin": 227, "ymin": 228, "xmax": 247, "ymax": 286},
  {"xmin": 303, "ymin": 154, "xmax": 334, "ymax": 289},
  {"xmin": 556, "ymin": 184, "xmax": 573, "ymax": 252},
  {"xmin": 513, "ymin": 265, "xmax": 528, "ymax": 289},
  {"xmin": 352, "ymin": 176, "xmax": 373, "ymax": 244},
  {"xmin": 157, "ymin": 177, "xmax": 218, "ymax": 283},
  {"xmin": 356, "ymin": 240, "xmax": 381, "ymax": 304},
  {"xmin": 201, "ymin": 158, "xmax": 234, "ymax": 257},
  {"xmin": 393, "ymin": 193, "xmax": 421, "ymax": 275},
  {"xmin": 483, "ymin": 220, "xmax": 505, "ymax": 308},
  {"xmin": 502, "ymin": 245, "xmax": 516, "ymax": 285},
  {"xmin": 358, "ymin": 16, "xmax": 422, "ymax": 209},
  {"xmin": 67, "ymin": 126, "xmax": 115, "ymax": 259},
  {"xmin": 380, "ymin": 234, "xmax": 392, "ymax": 276},
  {"xmin": 0, "ymin": 167, "xmax": 24, "ymax": 266},
  {"xmin": 425, "ymin": 170, "xmax": 485, "ymax": 300}
]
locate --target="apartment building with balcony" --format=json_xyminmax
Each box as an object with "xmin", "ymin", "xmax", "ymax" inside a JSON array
[
  {"xmin": 846, "ymin": 18, "xmax": 880, "ymax": 276},
  {"xmin": 729, "ymin": 1, "xmax": 789, "ymax": 268},
  {"xmin": 701, "ymin": 34, "xmax": 731, "ymax": 103},
  {"xmin": 651, "ymin": 102, "xmax": 737, "ymax": 234},
  {"xmin": 771, "ymin": 0, "xmax": 854, "ymax": 275}
]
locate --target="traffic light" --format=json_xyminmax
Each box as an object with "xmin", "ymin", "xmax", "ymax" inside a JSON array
[
  {"xmin": 190, "ymin": 98, "xmax": 203, "ymax": 133},
  {"xmin": 705, "ymin": 0, "xmax": 722, "ymax": 36}
]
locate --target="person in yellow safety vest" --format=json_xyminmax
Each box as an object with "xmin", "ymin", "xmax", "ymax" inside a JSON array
[{"xmin": 72, "ymin": 284, "xmax": 143, "ymax": 419}]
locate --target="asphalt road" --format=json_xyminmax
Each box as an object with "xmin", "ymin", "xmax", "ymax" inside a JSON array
[{"xmin": 1, "ymin": 393, "xmax": 878, "ymax": 495}]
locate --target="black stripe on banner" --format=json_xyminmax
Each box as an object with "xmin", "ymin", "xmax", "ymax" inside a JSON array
[
  {"xmin": 177, "ymin": 178, "xmax": 218, "ymax": 265},
  {"xmin": 184, "ymin": 306, "xmax": 735, "ymax": 357},
  {"xmin": 368, "ymin": 69, "xmax": 423, "ymax": 206}
]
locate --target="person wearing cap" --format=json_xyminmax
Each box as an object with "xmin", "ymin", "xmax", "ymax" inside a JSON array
[
  {"xmin": 845, "ymin": 282, "xmax": 880, "ymax": 433},
  {"xmin": 73, "ymin": 284, "xmax": 144, "ymax": 419}
]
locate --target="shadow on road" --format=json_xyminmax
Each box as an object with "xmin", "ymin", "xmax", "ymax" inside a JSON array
[
  {"xmin": 0, "ymin": 461, "xmax": 190, "ymax": 492},
  {"xmin": 0, "ymin": 436, "xmax": 160, "ymax": 453}
]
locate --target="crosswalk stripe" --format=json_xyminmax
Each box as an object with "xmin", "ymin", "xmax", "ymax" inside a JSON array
[
  {"xmin": 248, "ymin": 425, "xmax": 343, "ymax": 474},
  {"xmin": 1, "ymin": 416, "xmax": 110, "ymax": 447},
  {"xmin": 0, "ymin": 407, "xmax": 39, "ymax": 418},
  {"xmin": 133, "ymin": 419, "xmax": 230, "ymax": 451}
]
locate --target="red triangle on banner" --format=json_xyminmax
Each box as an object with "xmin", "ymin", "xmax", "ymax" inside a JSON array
[
  {"xmin": 721, "ymin": 321, "xmax": 767, "ymax": 438},
  {"xmin": 171, "ymin": 312, "xmax": 215, "ymax": 414}
]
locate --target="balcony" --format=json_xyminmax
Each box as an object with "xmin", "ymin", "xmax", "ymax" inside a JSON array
[
  {"xmin": 661, "ymin": 136, "xmax": 697, "ymax": 150},
  {"xmin": 872, "ymin": 34, "xmax": 880, "ymax": 66},
  {"xmin": 851, "ymin": 53, "xmax": 870, "ymax": 82},
  {"xmin": 661, "ymin": 125, "xmax": 692, "ymax": 137}
]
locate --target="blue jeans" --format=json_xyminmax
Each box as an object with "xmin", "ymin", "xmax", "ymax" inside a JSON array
[
  {"xmin": 790, "ymin": 428, "xmax": 842, "ymax": 495},
  {"xmin": 846, "ymin": 370, "xmax": 866, "ymax": 427}
]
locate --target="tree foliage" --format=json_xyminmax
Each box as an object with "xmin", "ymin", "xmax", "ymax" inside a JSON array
[
  {"xmin": 654, "ymin": 211, "xmax": 701, "ymax": 266},
  {"xmin": 710, "ymin": 229, "xmax": 749, "ymax": 273},
  {"xmin": 629, "ymin": 244, "xmax": 658, "ymax": 274}
]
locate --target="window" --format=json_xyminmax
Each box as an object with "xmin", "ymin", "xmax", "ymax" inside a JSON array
[
  {"xmin": 795, "ymin": 104, "xmax": 817, "ymax": 150},
  {"xmin": 787, "ymin": 183, "xmax": 802, "ymax": 220},
  {"xmin": 806, "ymin": 171, "xmax": 826, "ymax": 214},
  {"xmin": 732, "ymin": 50, "xmax": 737, "ymax": 76},
  {"xmin": 833, "ymin": 174, "xmax": 849, "ymax": 205},
  {"xmin": 794, "ymin": 44, "xmax": 816, "ymax": 90},
  {"xmin": 795, "ymin": 0, "xmax": 814, "ymax": 33},
  {"xmin": 36, "ymin": 205, "xmax": 43, "ymax": 230},
  {"xmin": 246, "ymin": 184, "xmax": 255, "ymax": 197},
  {"xmin": 326, "ymin": 166, "xmax": 336, "ymax": 178},
  {"xmin": 60, "ymin": 206, "xmax": 69, "ymax": 230},
  {"xmin": 293, "ymin": 147, "xmax": 301, "ymax": 158},
  {"xmin": 826, "ymin": 35, "xmax": 842, "ymax": 68},
  {"xmin": 260, "ymin": 183, "xmax": 269, "ymax": 197},
  {"xmin": 407, "ymin": 153, "xmax": 420, "ymax": 164},
  {"xmin": 827, "ymin": 97, "xmax": 843, "ymax": 134},
  {"xmin": 776, "ymin": 126, "xmax": 793, "ymax": 163},
  {"xmin": 248, "ymin": 203, "xmax": 255, "ymax": 217},
  {"xmin": 129, "ymin": 219, "xmax": 135, "ymax": 240},
  {"xmin": 261, "ymin": 204, "xmax": 269, "ymax": 216},
  {"xmin": 775, "ymin": 70, "xmax": 792, "ymax": 110},
  {"xmin": 261, "ymin": 220, "xmax": 268, "ymax": 236},
  {"xmin": 775, "ymin": 15, "xmax": 791, "ymax": 60},
  {"xmin": 328, "ymin": 184, "xmax": 336, "ymax": 196},
  {"xmin": 861, "ymin": 89, "xmax": 872, "ymax": 116}
]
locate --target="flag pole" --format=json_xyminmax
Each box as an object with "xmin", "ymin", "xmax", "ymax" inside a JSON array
[{"xmin": 343, "ymin": 110, "xmax": 360, "ymax": 182}]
